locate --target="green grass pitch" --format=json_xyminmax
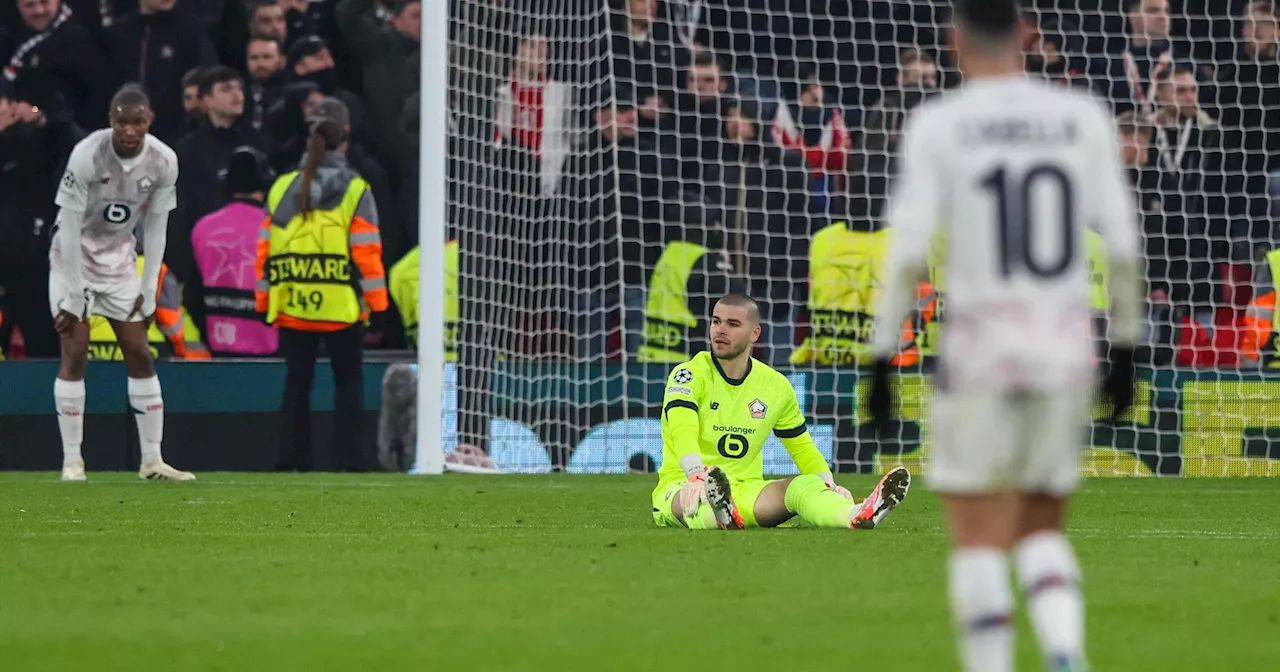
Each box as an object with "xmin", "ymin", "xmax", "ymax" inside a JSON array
[{"xmin": 1, "ymin": 473, "xmax": 1277, "ymax": 671}]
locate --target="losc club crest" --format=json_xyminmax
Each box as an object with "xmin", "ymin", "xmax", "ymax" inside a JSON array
[
  {"xmin": 748, "ymin": 399, "xmax": 767, "ymax": 420},
  {"xmin": 137, "ymin": 176, "xmax": 155, "ymax": 193}
]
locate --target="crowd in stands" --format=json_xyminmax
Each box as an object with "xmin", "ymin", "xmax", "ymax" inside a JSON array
[{"xmin": 3, "ymin": 0, "xmax": 1280, "ymax": 370}]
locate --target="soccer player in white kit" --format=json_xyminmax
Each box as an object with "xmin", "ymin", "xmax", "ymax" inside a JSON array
[
  {"xmin": 51, "ymin": 85, "xmax": 196, "ymax": 483},
  {"xmin": 866, "ymin": 2, "xmax": 1142, "ymax": 671}
]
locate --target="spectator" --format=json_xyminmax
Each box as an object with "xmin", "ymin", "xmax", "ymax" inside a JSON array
[
  {"xmin": 246, "ymin": 0, "xmax": 287, "ymax": 46},
  {"xmin": 1217, "ymin": 0, "xmax": 1280, "ymax": 237},
  {"xmin": 1097, "ymin": 0, "xmax": 1193, "ymax": 111},
  {"xmin": 1024, "ymin": 16, "xmax": 1087, "ymax": 86},
  {"xmin": 244, "ymin": 36, "xmax": 285, "ymax": 132},
  {"xmin": 173, "ymin": 66, "xmax": 264, "ymax": 278},
  {"xmin": 848, "ymin": 47, "xmax": 939, "ymax": 221},
  {"xmin": 264, "ymin": 79, "xmax": 322, "ymax": 172},
  {"xmin": 0, "ymin": 0, "xmax": 112, "ymax": 130},
  {"xmin": 178, "ymin": 67, "xmax": 204, "ymax": 139},
  {"xmin": 1153, "ymin": 64, "xmax": 1234, "ymax": 245},
  {"xmin": 335, "ymin": 0, "xmax": 419, "ymax": 175},
  {"xmin": 770, "ymin": 64, "xmax": 851, "ymax": 178},
  {"xmin": 104, "ymin": 0, "xmax": 217, "ymax": 142},
  {"xmin": 282, "ymin": 35, "xmax": 370, "ymax": 163},
  {"xmin": 673, "ymin": 50, "xmax": 754, "ymax": 209},
  {"xmin": 0, "ymin": 74, "xmax": 82, "ymax": 358},
  {"xmin": 610, "ymin": 0, "xmax": 688, "ymax": 130}
]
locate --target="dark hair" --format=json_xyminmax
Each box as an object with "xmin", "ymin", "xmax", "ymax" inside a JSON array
[
  {"xmin": 1169, "ymin": 63, "xmax": 1198, "ymax": 79},
  {"xmin": 181, "ymin": 68, "xmax": 204, "ymax": 90},
  {"xmin": 953, "ymin": 0, "xmax": 1021, "ymax": 39},
  {"xmin": 198, "ymin": 66, "xmax": 241, "ymax": 97},
  {"xmin": 390, "ymin": 0, "xmax": 420, "ymax": 16},
  {"xmin": 111, "ymin": 84, "xmax": 150, "ymax": 110},
  {"xmin": 248, "ymin": 35, "xmax": 282, "ymax": 51},
  {"xmin": 717, "ymin": 293, "xmax": 761, "ymax": 323},
  {"xmin": 251, "ymin": 0, "xmax": 280, "ymax": 16},
  {"xmin": 691, "ymin": 50, "xmax": 719, "ymax": 70},
  {"xmin": 297, "ymin": 120, "xmax": 348, "ymax": 217}
]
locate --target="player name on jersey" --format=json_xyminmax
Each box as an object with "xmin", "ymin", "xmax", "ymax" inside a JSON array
[{"xmin": 960, "ymin": 117, "xmax": 1079, "ymax": 146}]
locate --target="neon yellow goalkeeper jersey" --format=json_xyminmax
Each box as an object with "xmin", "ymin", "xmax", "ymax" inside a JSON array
[{"xmin": 657, "ymin": 351, "xmax": 830, "ymax": 487}]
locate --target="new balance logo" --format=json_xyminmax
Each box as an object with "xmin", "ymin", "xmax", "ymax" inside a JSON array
[
  {"xmin": 99, "ymin": 177, "xmax": 110, "ymax": 184},
  {"xmin": 710, "ymin": 402, "xmax": 719, "ymax": 410}
]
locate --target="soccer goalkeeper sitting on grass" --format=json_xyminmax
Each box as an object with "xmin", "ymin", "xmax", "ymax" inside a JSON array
[{"xmin": 652, "ymin": 294, "xmax": 912, "ymax": 530}]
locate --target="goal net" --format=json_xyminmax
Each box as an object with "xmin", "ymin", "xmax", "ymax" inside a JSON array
[{"xmin": 434, "ymin": 0, "xmax": 1280, "ymax": 477}]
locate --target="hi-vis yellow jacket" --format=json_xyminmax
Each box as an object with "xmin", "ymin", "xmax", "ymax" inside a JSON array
[
  {"xmin": 255, "ymin": 155, "xmax": 388, "ymax": 331},
  {"xmin": 389, "ymin": 241, "xmax": 459, "ymax": 361},
  {"xmin": 792, "ymin": 223, "xmax": 919, "ymax": 366}
]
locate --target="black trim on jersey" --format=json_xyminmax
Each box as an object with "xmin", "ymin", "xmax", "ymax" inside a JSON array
[
  {"xmin": 711, "ymin": 356, "xmax": 752, "ymax": 387},
  {"xmin": 774, "ymin": 424, "xmax": 808, "ymax": 439},
  {"xmin": 663, "ymin": 399, "xmax": 698, "ymax": 420}
]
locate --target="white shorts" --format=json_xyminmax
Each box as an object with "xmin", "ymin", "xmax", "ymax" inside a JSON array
[
  {"xmin": 927, "ymin": 389, "xmax": 1090, "ymax": 496},
  {"xmin": 49, "ymin": 270, "xmax": 143, "ymax": 323}
]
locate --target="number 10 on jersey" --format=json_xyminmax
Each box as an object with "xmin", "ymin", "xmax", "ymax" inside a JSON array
[{"xmin": 980, "ymin": 164, "xmax": 1076, "ymax": 279}]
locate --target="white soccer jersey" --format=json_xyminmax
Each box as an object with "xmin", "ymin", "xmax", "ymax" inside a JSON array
[
  {"xmin": 51, "ymin": 129, "xmax": 179, "ymax": 284},
  {"xmin": 872, "ymin": 76, "xmax": 1142, "ymax": 392}
]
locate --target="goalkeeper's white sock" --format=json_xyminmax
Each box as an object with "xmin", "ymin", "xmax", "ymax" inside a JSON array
[
  {"xmin": 128, "ymin": 376, "xmax": 165, "ymax": 465},
  {"xmin": 949, "ymin": 547, "xmax": 1015, "ymax": 672},
  {"xmin": 55, "ymin": 378, "xmax": 86, "ymax": 465},
  {"xmin": 1016, "ymin": 531, "xmax": 1086, "ymax": 670}
]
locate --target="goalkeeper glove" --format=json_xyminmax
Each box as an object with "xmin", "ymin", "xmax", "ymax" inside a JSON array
[
  {"xmin": 820, "ymin": 472, "xmax": 854, "ymax": 501},
  {"xmin": 677, "ymin": 469, "xmax": 710, "ymax": 519},
  {"xmin": 867, "ymin": 357, "xmax": 895, "ymax": 431},
  {"xmin": 1101, "ymin": 346, "xmax": 1136, "ymax": 424}
]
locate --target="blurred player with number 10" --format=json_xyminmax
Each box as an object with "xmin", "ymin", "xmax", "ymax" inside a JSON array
[{"xmin": 867, "ymin": 1, "xmax": 1143, "ymax": 670}]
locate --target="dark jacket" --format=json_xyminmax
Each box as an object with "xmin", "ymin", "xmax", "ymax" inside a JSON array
[
  {"xmin": 0, "ymin": 110, "xmax": 84, "ymax": 269},
  {"xmin": 335, "ymin": 0, "xmax": 418, "ymax": 169},
  {"xmin": 64, "ymin": 0, "xmax": 139, "ymax": 43},
  {"xmin": 245, "ymin": 72, "xmax": 286, "ymax": 133},
  {"xmin": 0, "ymin": 17, "xmax": 113, "ymax": 130},
  {"xmin": 1217, "ymin": 45, "xmax": 1280, "ymax": 227},
  {"xmin": 104, "ymin": 9, "xmax": 217, "ymax": 143},
  {"xmin": 171, "ymin": 119, "xmax": 265, "ymax": 279}
]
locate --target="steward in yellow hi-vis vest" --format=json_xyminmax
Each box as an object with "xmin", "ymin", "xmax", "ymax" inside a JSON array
[
  {"xmin": 254, "ymin": 150, "xmax": 388, "ymax": 330},
  {"xmin": 256, "ymin": 98, "xmax": 386, "ymax": 473},
  {"xmin": 638, "ymin": 242, "xmax": 737, "ymax": 363},
  {"xmin": 87, "ymin": 255, "xmax": 209, "ymax": 360},
  {"xmin": 1086, "ymin": 229, "xmax": 1110, "ymax": 313},
  {"xmin": 389, "ymin": 241, "xmax": 459, "ymax": 361},
  {"xmin": 791, "ymin": 222, "xmax": 919, "ymax": 366},
  {"xmin": 1243, "ymin": 249, "xmax": 1280, "ymax": 367},
  {"xmin": 915, "ymin": 232, "xmax": 946, "ymax": 359}
]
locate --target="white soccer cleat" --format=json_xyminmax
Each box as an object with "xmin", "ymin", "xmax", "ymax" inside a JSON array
[
  {"xmin": 703, "ymin": 467, "xmax": 745, "ymax": 530},
  {"xmin": 139, "ymin": 461, "xmax": 196, "ymax": 481},
  {"xmin": 61, "ymin": 461, "xmax": 87, "ymax": 483},
  {"xmin": 851, "ymin": 466, "xmax": 911, "ymax": 530}
]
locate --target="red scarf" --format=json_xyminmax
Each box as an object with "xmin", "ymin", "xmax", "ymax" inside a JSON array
[{"xmin": 497, "ymin": 77, "xmax": 546, "ymax": 157}]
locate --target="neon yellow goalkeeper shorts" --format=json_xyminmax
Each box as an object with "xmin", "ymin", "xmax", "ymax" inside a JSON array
[{"xmin": 651, "ymin": 478, "xmax": 771, "ymax": 528}]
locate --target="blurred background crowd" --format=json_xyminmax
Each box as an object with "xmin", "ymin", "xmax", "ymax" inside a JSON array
[{"xmin": 3, "ymin": 0, "xmax": 1280, "ymax": 372}]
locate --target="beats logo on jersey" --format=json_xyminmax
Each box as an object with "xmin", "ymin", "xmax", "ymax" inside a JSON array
[{"xmin": 103, "ymin": 203, "xmax": 133, "ymax": 224}]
